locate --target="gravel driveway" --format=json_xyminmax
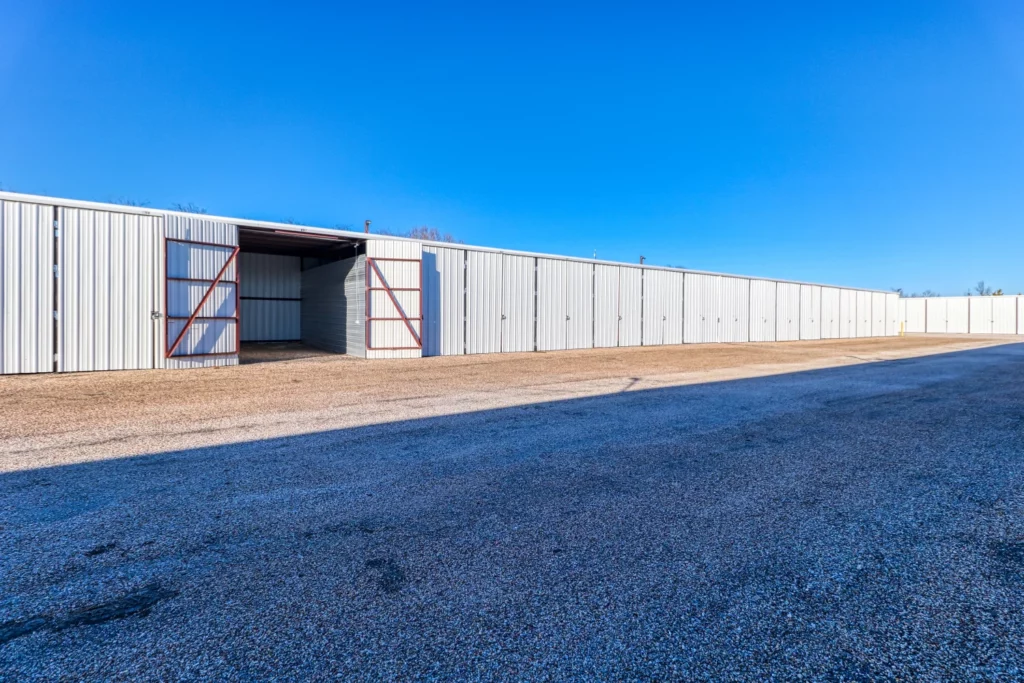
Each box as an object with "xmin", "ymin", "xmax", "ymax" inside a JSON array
[{"xmin": 2, "ymin": 342, "xmax": 1024, "ymax": 680}]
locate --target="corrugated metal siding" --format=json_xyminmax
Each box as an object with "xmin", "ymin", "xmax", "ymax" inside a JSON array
[
  {"xmin": 946, "ymin": 297, "xmax": 969, "ymax": 334},
  {"xmin": 684, "ymin": 273, "xmax": 720, "ymax": 344},
  {"xmin": 969, "ymin": 297, "xmax": 993, "ymax": 334},
  {"xmin": 238, "ymin": 253, "xmax": 300, "ymax": 342},
  {"xmin": 536, "ymin": 258, "xmax": 567, "ymax": 351},
  {"xmin": 871, "ymin": 292, "xmax": 886, "ymax": 337},
  {"xmin": 799, "ymin": 285, "xmax": 822, "ymax": 340},
  {"xmin": 167, "ymin": 319, "xmax": 236, "ymax": 356},
  {"xmin": 643, "ymin": 269, "xmax": 684, "ymax": 346},
  {"xmin": 619, "ymin": 267, "xmax": 642, "ymax": 347},
  {"xmin": 502, "ymin": 254, "xmax": 535, "ymax": 353},
  {"xmin": 1019, "ymin": 296, "xmax": 1024, "ymax": 334},
  {"xmin": 839, "ymin": 289, "xmax": 856, "ymax": 339},
  {"xmin": 593, "ymin": 264, "xmax": 619, "ymax": 348},
  {"xmin": 161, "ymin": 215, "xmax": 239, "ymax": 369},
  {"xmin": 856, "ymin": 291, "xmax": 872, "ymax": 338},
  {"xmin": 422, "ymin": 246, "xmax": 464, "ymax": 356},
  {"xmin": 925, "ymin": 298, "xmax": 946, "ymax": 333},
  {"xmin": 465, "ymin": 250, "xmax": 502, "ymax": 355},
  {"xmin": 301, "ymin": 255, "xmax": 364, "ymax": 356},
  {"xmin": 904, "ymin": 299, "xmax": 926, "ymax": 333},
  {"xmin": 749, "ymin": 280, "xmax": 776, "ymax": 342},
  {"xmin": 776, "ymin": 283, "xmax": 801, "ymax": 342},
  {"xmin": 992, "ymin": 297, "xmax": 1017, "ymax": 334},
  {"xmin": 59, "ymin": 208, "xmax": 162, "ymax": 372},
  {"xmin": 885, "ymin": 293, "xmax": 899, "ymax": 336},
  {"xmin": 1, "ymin": 200, "xmax": 53, "ymax": 374},
  {"xmin": 720, "ymin": 277, "xmax": 749, "ymax": 343},
  {"xmin": 566, "ymin": 261, "xmax": 594, "ymax": 349},
  {"xmin": 365, "ymin": 240, "xmax": 422, "ymax": 359},
  {"xmin": 821, "ymin": 287, "xmax": 840, "ymax": 339}
]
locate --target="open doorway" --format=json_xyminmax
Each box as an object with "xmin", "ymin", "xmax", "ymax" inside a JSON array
[{"xmin": 237, "ymin": 225, "xmax": 366, "ymax": 363}]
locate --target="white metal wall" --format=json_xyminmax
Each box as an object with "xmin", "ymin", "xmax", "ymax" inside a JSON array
[
  {"xmin": 1, "ymin": 200, "xmax": 53, "ymax": 374},
  {"xmin": 925, "ymin": 298, "xmax": 947, "ymax": 333},
  {"xmin": 619, "ymin": 267, "xmax": 642, "ymax": 347},
  {"xmin": 422, "ymin": 246, "xmax": 464, "ymax": 357},
  {"xmin": 839, "ymin": 289, "xmax": 856, "ymax": 339},
  {"xmin": 904, "ymin": 298, "xmax": 926, "ymax": 333},
  {"xmin": 593, "ymin": 264, "xmax": 619, "ymax": 348},
  {"xmin": 820, "ymin": 287, "xmax": 840, "ymax": 340},
  {"xmin": 884, "ymin": 293, "xmax": 899, "ymax": 336},
  {"xmin": 870, "ymin": 292, "xmax": 885, "ymax": 337},
  {"xmin": 1019, "ymin": 297, "xmax": 1024, "ymax": 335},
  {"xmin": 799, "ymin": 285, "xmax": 822, "ymax": 341},
  {"xmin": 856, "ymin": 291, "xmax": 872, "ymax": 338},
  {"xmin": 566, "ymin": 261, "xmax": 594, "ymax": 350},
  {"xmin": 59, "ymin": 208, "xmax": 163, "ymax": 372},
  {"xmin": 684, "ymin": 273, "xmax": 720, "ymax": 344},
  {"xmin": 643, "ymin": 269, "xmax": 684, "ymax": 346},
  {"xmin": 366, "ymin": 239, "xmax": 422, "ymax": 359},
  {"xmin": 946, "ymin": 297, "xmax": 969, "ymax": 334},
  {"xmin": 720, "ymin": 277, "xmax": 749, "ymax": 343},
  {"xmin": 992, "ymin": 297, "xmax": 1018, "ymax": 334},
  {"xmin": 502, "ymin": 254, "xmax": 535, "ymax": 353},
  {"xmin": 749, "ymin": 280, "xmax": 776, "ymax": 342},
  {"xmin": 776, "ymin": 283, "xmax": 800, "ymax": 342},
  {"xmin": 536, "ymin": 258, "xmax": 567, "ymax": 351},
  {"xmin": 969, "ymin": 297, "xmax": 992, "ymax": 334},
  {"xmin": 466, "ymin": 250, "xmax": 502, "ymax": 354}
]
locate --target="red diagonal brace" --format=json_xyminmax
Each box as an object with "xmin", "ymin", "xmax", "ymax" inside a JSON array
[
  {"xmin": 167, "ymin": 246, "xmax": 240, "ymax": 358},
  {"xmin": 367, "ymin": 257, "xmax": 422, "ymax": 347}
]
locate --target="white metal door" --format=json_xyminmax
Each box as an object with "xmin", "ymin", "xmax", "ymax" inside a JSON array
[
  {"xmin": 776, "ymin": 283, "xmax": 801, "ymax": 341},
  {"xmin": 1, "ymin": 200, "xmax": 54, "ymax": 374},
  {"xmin": 501, "ymin": 254, "xmax": 534, "ymax": 353},
  {"xmin": 821, "ymin": 287, "xmax": 840, "ymax": 339},
  {"xmin": 839, "ymin": 289, "xmax": 856, "ymax": 338},
  {"xmin": 856, "ymin": 291, "xmax": 872, "ymax": 337},
  {"xmin": 871, "ymin": 292, "xmax": 886, "ymax": 337},
  {"xmin": 720, "ymin": 277, "xmax": 749, "ymax": 343},
  {"xmin": 969, "ymin": 297, "xmax": 993, "ymax": 334},
  {"xmin": 799, "ymin": 285, "xmax": 821, "ymax": 340},
  {"xmin": 536, "ymin": 259, "xmax": 567, "ymax": 351},
  {"xmin": 466, "ymin": 250, "xmax": 502, "ymax": 354},
  {"xmin": 593, "ymin": 264, "xmax": 619, "ymax": 348},
  {"xmin": 749, "ymin": 280, "xmax": 776, "ymax": 342},
  {"xmin": 365, "ymin": 239, "xmax": 422, "ymax": 359},
  {"xmin": 59, "ymin": 207, "xmax": 162, "ymax": 372},
  {"xmin": 992, "ymin": 297, "xmax": 1017, "ymax": 334},
  {"xmin": 619, "ymin": 267, "xmax": 642, "ymax": 347},
  {"xmin": 684, "ymin": 273, "xmax": 721, "ymax": 343},
  {"xmin": 566, "ymin": 261, "xmax": 593, "ymax": 350}
]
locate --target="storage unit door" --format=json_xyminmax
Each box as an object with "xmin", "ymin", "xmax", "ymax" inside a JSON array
[
  {"xmin": 821, "ymin": 287, "xmax": 840, "ymax": 339},
  {"xmin": 593, "ymin": 264, "xmax": 619, "ymax": 348},
  {"xmin": 720, "ymin": 277, "xmax": 749, "ymax": 343},
  {"xmin": 536, "ymin": 259, "xmax": 567, "ymax": 351},
  {"xmin": 856, "ymin": 291, "xmax": 872, "ymax": 337},
  {"xmin": 59, "ymin": 208, "xmax": 163, "ymax": 372},
  {"xmin": 684, "ymin": 273, "xmax": 721, "ymax": 343},
  {"xmin": 1, "ymin": 200, "xmax": 54, "ymax": 374},
  {"xmin": 799, "ymin": 285, "xmax": 821, "ymax": 340},
  {"xmin": 870, "ymin": 293, "xmax": 886, "ymax": 337},
  {"xmin": 925, "ymin": 298, "xmax": 946, "ymax": 333},
  {"xmin": 618, "ymin": 267, "xmax": 642, "ymax": 347},
  {"xmin": 565, "ymin": 261, "xmax": 593, "ymax": 350},
  {"xmin": 1019, "ymin": 296, "xmax": 1024, "ymax": 334},
  {"xmin": 992, "ymin": 297, "xmax": 1017, "ymax": 334},
  {"xmin": 776, "ymin": 283, "xmax": 800, "ymax": 341},
  {"xmin": 422, "ymin": 246, "xmax": 464, "ymax": 356},
  {"xmin": 365, "ymin": 239, "xmax": 422, "ymax": 359},
  {"xmin": 465, "ymin": 250, "xmax": 502, "ymax": 354},
  {"xmin": 748, "ymin": 280, "xmax": 776, "ymax": 342},
  {"xmin": 502, "ymin": 254, "xmax": 535, "ymax": 353},
  {"xmin": 838, "ymin": 289, "xmax": 856, "ymax": 339},
  {"xmin": 642, "ymin": 269, "xmax": 683, "ymax": 346},
  {"xmin": 969, "ymin": 297, "xmax": 993, "ymax": 334},
  {"xmin": 946, "ymin": 298, "xmax": 969, "ymax": 334},
  {"xmin": 885, "ymin": 293, "xmax": 899, "ymax": 336},
  {"xmin": 904, "ymin": 299, "xmax": 926, "ymax": 333}
]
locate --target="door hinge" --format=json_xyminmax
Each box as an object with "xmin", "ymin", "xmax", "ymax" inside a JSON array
[
  {"xmin": 52, "ymin": 265, "xmax": 59, "ymax": 278},
  {"xmin": 53, "ymin": 310, "xmax": 58, "ymax": 320}
]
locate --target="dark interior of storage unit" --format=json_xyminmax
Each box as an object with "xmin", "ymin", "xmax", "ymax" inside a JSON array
[{"xmin": 236, "ymin": 226, "xmax": 366, "ymax": 361}]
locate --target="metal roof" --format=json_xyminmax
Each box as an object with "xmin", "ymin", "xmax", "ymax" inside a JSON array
[{"xmin": 0, "ymin": 189, "xmax": 893, "ymax": 294}]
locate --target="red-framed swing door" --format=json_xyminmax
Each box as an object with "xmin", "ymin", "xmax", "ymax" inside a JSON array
[{"xmin": 164, "ymin": 237, "xmax": 240, "ymax": 362}]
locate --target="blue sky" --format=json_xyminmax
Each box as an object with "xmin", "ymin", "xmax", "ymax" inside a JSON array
[{"xmin": 1, "ymin": 1, "xmax": 1022, "ymax": 295}]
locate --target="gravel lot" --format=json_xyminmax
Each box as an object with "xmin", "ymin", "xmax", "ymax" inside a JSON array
[{"xmin": 2, "ymin": 337, "xmax": 1024, "ymax": 679}]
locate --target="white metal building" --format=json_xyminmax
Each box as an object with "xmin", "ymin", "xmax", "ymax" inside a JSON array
[
  {"xmin": 2, "ymin": 190, "xmax": 910, "ymax": 375},
  {"xmin": 898, "ymin": 295, "xmax": 1023, "ymax": 336}
]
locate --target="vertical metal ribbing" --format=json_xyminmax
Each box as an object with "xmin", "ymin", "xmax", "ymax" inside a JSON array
[
  {"xmin": 639, "ymin": 269, "xmax": 644, "ymax": 346},
  {"xmin": 52, "ymin": 206, "xmax": 59, "ymax": 372},
  {"xmin": 462, "ymin": 250, "xmax": 468, "ymax": 355},
  {"xmin": 590, "ymin": 264, "xmax": 596, "ymax": 349},
  {"xmin": 532, "ymin": 257, "xmax": 538, "ymax": 352}
]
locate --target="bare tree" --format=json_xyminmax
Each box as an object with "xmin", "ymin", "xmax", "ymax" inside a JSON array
[
  {"xmin": 111, "ymin": 197, "xmax": 150, "ymax": 207},
  {"xmin": 170, "ymin": 202, "xmax": 208, "ymax": 214},
  {"xmin": 974, "ymin": 281, "xmax": 993, "ymax": 296},
  {"xmin": 372, "ymin": 225, "xmax": 462, "ymax": 243}
]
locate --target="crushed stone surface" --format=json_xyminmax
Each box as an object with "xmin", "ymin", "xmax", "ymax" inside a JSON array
[{"xmin": 1, "ymin": 336, "xmax": 1023, "ymax": 679}]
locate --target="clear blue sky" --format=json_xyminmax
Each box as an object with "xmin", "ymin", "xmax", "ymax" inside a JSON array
[{"xmin": 1, "ymin": 1, "xmax": 1022, "ymax": 295}]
